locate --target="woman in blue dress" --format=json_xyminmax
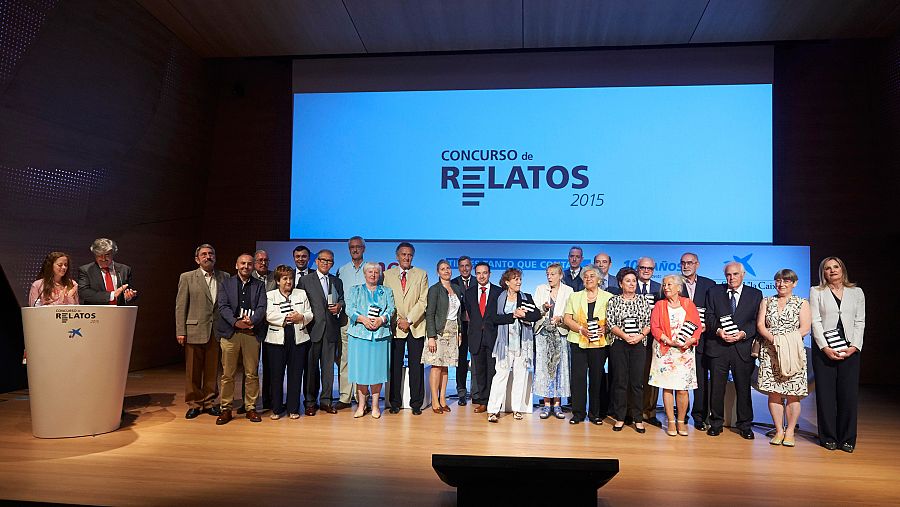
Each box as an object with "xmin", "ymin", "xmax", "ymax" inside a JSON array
[{"xmin": 346, "ymin": 262, "xmax": 395, "ymax": 419}]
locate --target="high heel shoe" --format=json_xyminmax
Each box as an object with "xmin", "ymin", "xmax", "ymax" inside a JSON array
[
  {"xmin": 770, "ymin": 434, "xmax": 784, "ymax": 446},
  {"xmin": 676, "ymin": 421, "xmax": 688, "ymax": 436},
  {"xmin": 432, "ymin": 405, "xmax": 443, "ymax": 414},
  {"xmin": 666, "ymin": 420, "xmax": 677, "ymax": 437},
  {"xmin": 440, "ymin": 404, "xmax": 451, "ymax": 413}
]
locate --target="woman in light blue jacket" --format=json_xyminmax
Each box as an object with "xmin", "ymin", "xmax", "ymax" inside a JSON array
[{"xmin": 346, "ymin": 262, "xmax": 395, "ymax": 419}]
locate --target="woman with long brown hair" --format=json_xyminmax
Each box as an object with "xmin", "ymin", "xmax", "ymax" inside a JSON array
[{"xmin": 28, "ymin": 252, "xmax": 79, "ymax": 306}]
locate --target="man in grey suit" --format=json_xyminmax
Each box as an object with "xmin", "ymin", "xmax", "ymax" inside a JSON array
[
  {"xmin": 78, "ymin": 237, "xmax": 137, "ymax": 306},
  {"xmin": 175, "ymin": 244, "xmax": 228, "ymax": 419},
  {"xmin": 300, "ymin": 249, "xmax": 345, "ymax": 415}
]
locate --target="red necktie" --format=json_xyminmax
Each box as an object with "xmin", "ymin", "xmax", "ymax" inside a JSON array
[
  {"xmin": 479, "ymin": 286, "xmax": 487, "ymax": 317},
  {"xmin": 401, "ymin": 270, "xmax": 407, "ymax": 291},
  {"xmin": 103, "ymin": 268, "xmax": 117, "ymax": 305}
]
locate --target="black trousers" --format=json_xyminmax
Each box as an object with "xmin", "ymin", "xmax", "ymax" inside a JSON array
[
  {"xmin": 688, "ymin": 353, "xmax": 711, "ymax": 424},
  {"xmin": 570, "ymin": 343, "xmax": 608, "ymax": 421},
  {"xmin": 708, "ymin": 348, "xmax": 755, "ymax": 431},
  {"xmin": 305, "ymin": 339, "xmax": 337, "ymax": 408},
  {"xmin": 456, "ymin": 320, "xmax": 470, "ymax": 400},
  {"xmin": 265, "ymin": 339, "xmax": 309, "ymax": 415},
  {"xmin": 813, "ymin": 346, "xmax": 860, "ymax": 446},
  {"xmin": 470, "ymin": 342, "xmax": 496, "ymax": 406},
  {"xmin": 389, "ymin": 332, "xmax": 425, "ymax": 410},
  {"xmin": 609, "ymin": 340, "xmax": 645, "ymax": 422}
]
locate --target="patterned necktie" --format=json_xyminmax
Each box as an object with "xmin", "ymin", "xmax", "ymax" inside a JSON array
[
  {"xmin": 730, "ymin": 289, "xmax": 737, "ymax": 313},
  {"xmin": 479, "ymin": 286, "xmax": 487, "ymax": 317},
  {"xmin": 401, "ymin": 270, "xmax": 407, "ymax": 291}
]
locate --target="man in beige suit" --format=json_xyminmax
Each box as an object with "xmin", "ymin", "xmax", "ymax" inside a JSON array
[
  {"xmin": 175, "ymin": 244, "xmax": 229, "ymax": 419},
  {"xmin": 383, "ymin": 242, "xmax": 429, "ymax": 415}
]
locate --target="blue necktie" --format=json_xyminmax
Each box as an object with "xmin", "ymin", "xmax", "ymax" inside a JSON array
[{"xmin": 729, "ymin": 290, "xmax": 737, "ymax": 313}]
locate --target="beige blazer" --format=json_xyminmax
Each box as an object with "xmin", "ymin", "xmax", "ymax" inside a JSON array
[
  {"xmin": 383, "ymin": 266, "xmax": 429, "ymax": 338},
  {"xmin": 810, "ymin": 285, "xmax": 865, "ymax": 351},
  {"xmin": 175, "ymin": 268, "xmax": 230, "ymax": 344}
]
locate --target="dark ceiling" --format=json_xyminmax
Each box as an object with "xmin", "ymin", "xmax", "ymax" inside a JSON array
[{"xmin": 137, "ymin": 0, "xmax": 900, "ymax": 58}]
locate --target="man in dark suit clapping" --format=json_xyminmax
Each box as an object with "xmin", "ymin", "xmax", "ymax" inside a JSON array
[{"xmin": 77, "ymin": 238, "xmax": 137, "ymax": 306}]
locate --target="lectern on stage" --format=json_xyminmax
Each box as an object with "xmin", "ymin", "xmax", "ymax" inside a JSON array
[{"xmin": 21, "ymin": 306, "xmax": 137, "ymax": 438}]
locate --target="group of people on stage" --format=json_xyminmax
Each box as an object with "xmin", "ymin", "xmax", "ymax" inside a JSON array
[{"xmin": 28, "ymin": 239, "xmax": 865, "ymax": 453}]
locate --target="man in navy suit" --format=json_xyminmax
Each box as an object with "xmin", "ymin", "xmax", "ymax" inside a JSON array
[
  {"xmin": 679, "ymin": 252, "xmax": 717, "ymax": 430},
  {"xmin": 463, "ymin": 261, "xmax": 502, "ymax": 413},
  {"xmin": 638, "ymin": 257, "xmax": 664, "ymax": 425},
  {"xmin": 704, "ymin": 261, "xmax": 763, "ymax": 439},
  {"xmin": 593, "ymin": 252, "xmax": 620, "ymax": 295},
  {"xmin": 450, "ymin": 255, "xmax": 473, "ymax": 406},
  {"xmin": 561, "ymin": 246, "xmax": 585, "ymax": 292},
  {"xmin": 300, "ymin": 249, "xmax": 345, "ymax": 415},
  {"xmin": 215, "ymin": 253, "xmax": 267, "ymax": 425}
]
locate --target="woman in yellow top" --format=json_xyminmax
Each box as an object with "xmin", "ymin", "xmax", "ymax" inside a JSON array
[{"xmin": 563, "ymin": 265, "xmax": 613, "ymax": 425}]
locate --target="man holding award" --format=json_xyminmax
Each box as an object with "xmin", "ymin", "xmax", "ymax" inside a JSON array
[{"xmin": 704, "ymin": 261, "xmax": 763, "ymax": 439}]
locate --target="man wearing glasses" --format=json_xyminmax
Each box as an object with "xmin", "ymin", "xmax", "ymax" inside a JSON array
[
  {"xmin": 679, "ymin": 253, "xmax": 717, "ymax": 430},
  {"xmin": 637, "ymin": 257, "xmax": 664, "ymax": 426},
  {"xmin": 299, "ymin": 249, "xmax": 345, "ymax": 415}
]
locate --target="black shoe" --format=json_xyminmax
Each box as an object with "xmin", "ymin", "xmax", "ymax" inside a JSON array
[
  {"xmin": 634, "ymin": 424, "xmax": 646, "ymax": 434},
  {"xmin": 588, "ymin": 417, "xmax": 603, "ymax": 425},
  {"xmin": 841, "ymin": 443, "xmax": 854, "ymax": 453},
  {"xmin": 185, "ymin": 408, "xmax": 202, "ymax": 419},
  {"xmin": 646, "ymin": 417, "xmax": 662, "ymax": 428},
  {"xmin": 412, "ymin": 408, "xmax": 423, "ymax": 415},
  {"xmin": 205, "ymin": 406, "xmax": 221, "ymax": 417},
  {"xmin": 695, "ymin": 421, "xmax": 708, "ymax": 431},
  {"xmin": 707, "ymin": 427, "xmax": 722, "ymax": 436},
  {"xmin": 740, "ymin": 429, "xmax": 755, "ymax": 440},
  {"xmin": 823, "ymin": 440, "xmax": 838, "ymax": 451},
  {"xmin": 612, "ymin": 424, "xmax": 624, "ymax": 432},
  {"xmin": 458, "ymin": 398, "xmax": 467, "ymax": 406},
  {"xmin": 569, "ymin": 418, "xmax": 581, "ymax": 425},
  {"xmin": 388, "ymin": 407, "xmax": 400, "ymax": 414}
]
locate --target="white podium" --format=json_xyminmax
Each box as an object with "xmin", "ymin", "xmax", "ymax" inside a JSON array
[{"xmin": 22, "ymin": 305, "xmax": 137, "ymax": 438}]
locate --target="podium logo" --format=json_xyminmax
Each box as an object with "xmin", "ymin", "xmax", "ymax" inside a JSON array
[
  {"xmin": 55, "ymin": 310, "xmax": 97, "ymax": 323},
  {"xmin": 68, "ymin": 328, "xmax": 83, "ymax": 339}
]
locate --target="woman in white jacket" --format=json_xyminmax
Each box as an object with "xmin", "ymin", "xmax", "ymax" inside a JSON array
[
  {"xmin": 532, "ymin": 263, "xmax": 574, "ymax": 420},
  {"xmin": 265, "ymin": 265, "xmax": 314, "ymax": 420},
  {"xmin": 810, "ymin": 257, "xmax": 865, "ymax": 453}
]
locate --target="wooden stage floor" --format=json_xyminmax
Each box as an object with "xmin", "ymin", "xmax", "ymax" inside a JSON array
[{"xmin": 0, "ymin": 365, "xmax": 897, "ymax": 506}]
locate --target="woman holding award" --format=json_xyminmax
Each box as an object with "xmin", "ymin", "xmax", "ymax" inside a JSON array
[
  {"xmin": 563, "ymin": 266, "xmax": 613, "ymax": 425},
  {"xmin": 486, "ymin": 268, "xmax": 542, "ymax": 422},
  {"xmin": 423, "ymin": 259, "xmax": 463, "ymax": 414},
  {"xmin": 606, "ymin": 267, "xmax": 652, "ymax": 433},
  {"xmin": 346, "ymin": 262, "xmax": 395, "ymax": 419},
  {"xmin": 810, "ymin": 257, "xmax": 865, "ymax": 452},
  {"xmin": 649, "ymin": 274, "xmax": 701, "ymax": 437},
  {"xmin": 264, "ymin": 265, "xmax": 313, "ymax": 420},
  {"xmin": 755, "ymin": 268, "xmax": 811, "ymax": 447},
  {"xmin": 533, "ymin": 263, "xmax": 573, "ymax": 420}
]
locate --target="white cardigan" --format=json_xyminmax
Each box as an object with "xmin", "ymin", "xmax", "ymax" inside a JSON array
[
  {"xmin": 265, "ymin": 288, "xmax": 314, "ymax": 345},
  {"xmin": 809, "ymin": 286, "xmax": 865, "ymax": 351},
  {"xmin": 533, "ymin": 282, "xmax": 574, "ymax": 336}
]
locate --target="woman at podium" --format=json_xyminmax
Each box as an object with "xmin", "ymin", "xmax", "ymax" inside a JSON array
[{"xmin": 28, "ymin": 252, "xmax": 79, "ymax": 306}]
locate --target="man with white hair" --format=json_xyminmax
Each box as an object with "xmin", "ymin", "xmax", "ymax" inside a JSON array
[
  {"xmin": 78, "ymin": 237, "xmax": 137, "ymax": 305},
  {"xmin": 704, "ymin": 261, "xmax": 763, "ymax": 439}
]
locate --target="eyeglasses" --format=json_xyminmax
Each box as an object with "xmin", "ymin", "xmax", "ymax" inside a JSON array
[
  {"xmin": 680, "ymin": 261, "xmax": 697, "ymax": 265},
  {"xmin": 638, "ymin": 266, "xmax": 654, "ymax": 271},
  {"xmin": 317, "ymin": 258, "xmax": 334, "ymax": 264}
]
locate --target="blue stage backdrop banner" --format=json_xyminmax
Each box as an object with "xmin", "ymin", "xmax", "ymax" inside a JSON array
[{"xmin": 290, "ymin": 85, "xmax": 773, "ymax": 243}]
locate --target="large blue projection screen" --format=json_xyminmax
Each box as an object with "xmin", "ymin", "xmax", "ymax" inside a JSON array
[{"xmin": 290, "ymin": 84, "xmax": 772, "ymax": 243}]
